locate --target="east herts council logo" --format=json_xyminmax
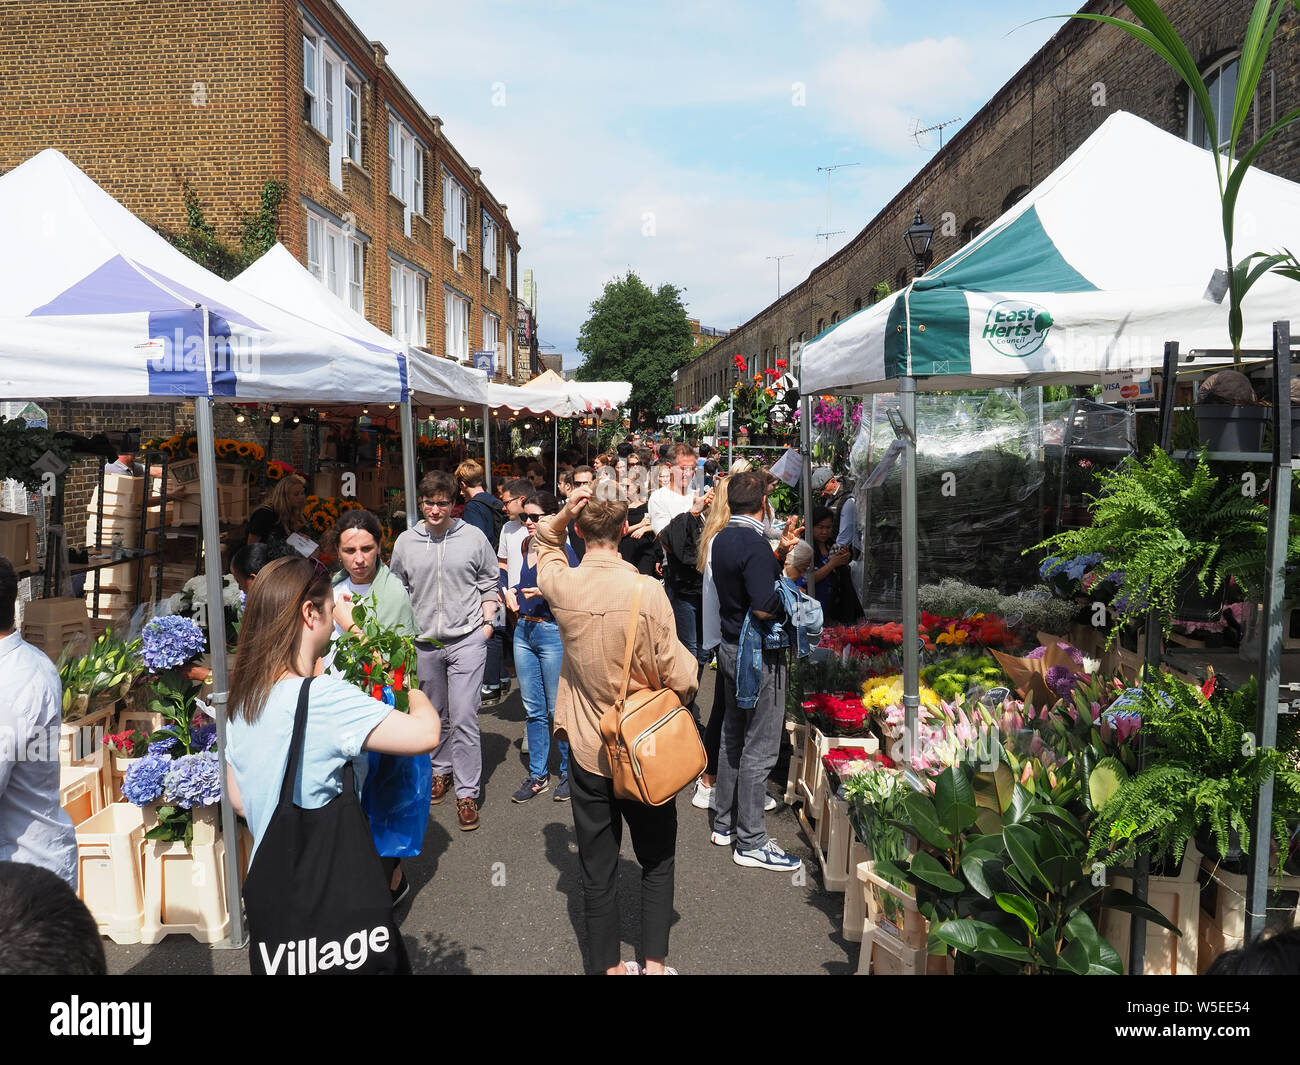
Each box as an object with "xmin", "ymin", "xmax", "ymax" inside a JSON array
[{"xmin": 982, "ymin": 301, "xmax": 1054, "ymax": 358}]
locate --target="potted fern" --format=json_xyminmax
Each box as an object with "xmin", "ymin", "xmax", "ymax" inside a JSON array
[
  {"xmin": 1088, "ymin": 673, "xmax": 1300, "ymax": 872},
  {"xmin": 1029, "ymin": 448, "xmax": 1265, "ymax": 643}
]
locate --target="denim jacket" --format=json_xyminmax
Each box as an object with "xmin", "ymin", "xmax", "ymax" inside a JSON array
[{"xmin": 735, "ymin": 577, "xmax": 822, "ymax": 709}]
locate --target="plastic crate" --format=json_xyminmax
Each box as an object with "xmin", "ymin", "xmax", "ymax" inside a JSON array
[
  {"xmin": 1099, "ymin": 844, "xmax": 1201, "ymax": 975},
  {"xmin": 0, "ymin": 511, "xmax": 38, "ymax": 574},
  {"xmin": 842, "ymin": 839, "xmax": 869, "ymax": 942},
  {"xmin": 60, "ymin": 763, "xmax": 105, "ymax": 827},
  {"xmin": 87, "ymin": 474, "xmax": 145, "ymax": 511},
  {"xmin": 798, "ymin": 726, "xmax": 878, "ymax": 814},
  {"xmin": 860, "ymin": 859, "xmax": 929, "ymax": 951},
  {"xmin": 59, "ymin": 705, "xmax": 115, "ymax": 765},
  {"xmin": 782, "ymin": 719, "xmax": 806, "ymax": 806},
  {"xmin": 75, "ymin": 802, "xmax": 147, "ymax": 944},
  {"xmin": 1198, "ymin": 856, "xmax": 1300, "ymax": 940},
  {"xmin": 813, "ymin": 793, "xmax": 854, "ymax": 893},
  {"xmin": 139, "ymin": 807, "xmax": 231, "ymax": 944}
]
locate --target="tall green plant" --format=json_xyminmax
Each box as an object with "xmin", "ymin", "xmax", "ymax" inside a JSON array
[{"xmin": 1067, "ymin": 0, "xmax": 1300, "ymax": 353}]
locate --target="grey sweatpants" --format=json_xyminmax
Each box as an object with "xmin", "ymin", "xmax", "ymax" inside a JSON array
[
  {"xmin": 417, "ymin": 633, "xmax": 488, "ymax": 800},
  {"xmin": 712, "ymin": 641, "xmax": 786, "ymax": 851}
]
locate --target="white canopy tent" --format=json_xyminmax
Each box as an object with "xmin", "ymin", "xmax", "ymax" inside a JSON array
[
  {"xmin": 0, "ymin": 150, "xmax": 424, "ymax": 948},
  {"xmin": 232, "ymin": 243, "xmax": 489, "ymax": 522},
  {"xmin": 797, "ymin": 111, "xmax": 1300, "ymax": 779}
]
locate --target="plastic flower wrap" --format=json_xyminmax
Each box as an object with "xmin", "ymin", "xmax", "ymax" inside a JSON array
[
  {"xmin": 801, "ymin": 693, "xmax": 872, "ymax": 737},
  {"xmin": 140, "ymin": 615, "xmax": 206, "ymax": 672},
  {"xmin": 163, "ymin": 751, "xmax": 222, "ymax": 809}
]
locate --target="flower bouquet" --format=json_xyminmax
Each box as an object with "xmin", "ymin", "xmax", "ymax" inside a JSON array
[
  {"xmin": 802, "ymin": 692, "xmax": 873, "ymax": 738},
  {"xmin": 822, "ymin": 746, "xmax": 895, "ymax": 796},
  {"xmin": 330, "ymin": 598, "xmax": 419, "ymax": 712},
  {"xmin": 120, "ymin": 615, "xmax": 220, "ymax": 846},
  {"xmin": 56, "ymin": 629, "xmax": 143, "ymax": 720},
  {"xmin": 164, "ymin": 574, "xmax": 244, "ymax": 649}
]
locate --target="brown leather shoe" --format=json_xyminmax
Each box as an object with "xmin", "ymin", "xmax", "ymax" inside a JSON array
[
  {"xmin": 456, "ymin": 797, "xmax": 480, "ymax": 831},
  {"xmin": 429, "ymin": 774, "xmax": 454, "ymax": 806}
]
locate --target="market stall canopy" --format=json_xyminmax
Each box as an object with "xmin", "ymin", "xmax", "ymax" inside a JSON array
[
  {"xmin": 232, "ymin": 244, "xmax": 488, "ymax": 407},
  {"xmin": 525, "ymin": 369, "xmax": 566, "ymax": 389},
  {"xmin": 683, "ymin": 394, "xmax": 722, "ymax": 424},
  {"xmin": 487, "ymin": 382, "xmax": 576, "ymax": 417},
  {"xmin": 563, "ymin": 380, "xmax": 630, "ymax": 416},
  {"xmin": 800, "ymin": 111, "xmax": 1300, "ymax": 395},
  {"xmin": 0, "ymin": 150, "xmax": 409, "ymax": 403}
]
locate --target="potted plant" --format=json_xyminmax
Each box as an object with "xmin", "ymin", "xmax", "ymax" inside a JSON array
[
  {"xmin": 1030, "ymin": 448, "xmax": 1265, "ymax": 642},
  {"xmin": 1087, "ymin": 672, "xmax": 1300, "ymax": 873},
  {"xmin": 1194, "ymin": 368, "xmax": 1270, "ymax": 453}
]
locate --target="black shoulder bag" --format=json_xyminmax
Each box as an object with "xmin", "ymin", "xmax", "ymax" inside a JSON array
[{"xmin": 244, "ymin": 677, "xmax": 410, "ymax": 975}]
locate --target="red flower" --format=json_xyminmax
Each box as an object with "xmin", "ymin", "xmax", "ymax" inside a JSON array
[
  {"xmin": 775, "ymin": 359, "xmax": 787, "ymax": 370},
  {"xmin": 1201, "ymin": 672, "xmax": 1216, "ymax": 699},
  {"xmin": 362, "ymin": 661, "xmax": 372, "ymax": 676},
  {"xmin": 393, "ymin": 665, "xmax": 405, "ymax": 692},
  {"xmin": 371, "ymin": 683, "xmax": 384, "ymax": 701}
]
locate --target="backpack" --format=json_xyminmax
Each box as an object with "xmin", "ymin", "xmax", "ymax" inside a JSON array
[{"xmin": 467, "ymin": 494, "xmax": 508, "ymax": 550}]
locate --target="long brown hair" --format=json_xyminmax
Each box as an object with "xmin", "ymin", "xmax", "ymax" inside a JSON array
[
  {"xmin": 697, "ymin": 475, "xmax": 733, "ymax": 573},
  {"xmin": 227, "ymin": 556, "xmax": 331, "ymax": 725},
  {"xmin": 264, "ymin": 474, "xmax": 307, "ymax": 534}
]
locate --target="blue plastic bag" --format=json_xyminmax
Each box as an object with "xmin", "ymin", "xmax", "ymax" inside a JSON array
[{"xmin": 361, "ymin": 745, "xmax": 433, "ymax": 859}]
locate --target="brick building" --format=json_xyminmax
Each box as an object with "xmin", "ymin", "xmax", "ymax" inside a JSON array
[
  {"xmin": 0, "ymin": 0, "xmax": 528, "ymax": 385},
  {"xmin": 674, "ymin": 0, "xmax": 1300, "ymax": 408}
]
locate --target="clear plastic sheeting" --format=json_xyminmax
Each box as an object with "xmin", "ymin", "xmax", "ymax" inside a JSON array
[
  {"xmin": 847, "ymin": 390, "xmax": 1047, "ymax": 610},
  {"xmin": 1042, "ymin": 398, "xmax": 1136, "ymax": 452}
]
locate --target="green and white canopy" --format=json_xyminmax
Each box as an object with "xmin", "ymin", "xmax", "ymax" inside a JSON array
[{"xmin": 800, "ymin": 111, "xmax": 1300, "ymax": 395}]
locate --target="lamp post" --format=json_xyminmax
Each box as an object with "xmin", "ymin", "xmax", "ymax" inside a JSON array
[{"xmin": 899, "ymin": 208, "xmax": 932, "ymax": 773}]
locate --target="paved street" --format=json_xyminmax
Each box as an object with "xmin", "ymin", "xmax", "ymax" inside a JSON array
[{"xmin": 104, "ymin": 666, "xmax": 857, "ymax": 975}]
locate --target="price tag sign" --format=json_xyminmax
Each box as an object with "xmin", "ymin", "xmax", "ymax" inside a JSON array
[
  {"xmin": 862, "ymin": 438, "xmax": 904, "ymax": 489},
  {"xmin": 285, "ymin": 532, "xmax": 318, "ymax": 558},
  {"xmin": 769, "ymin": 447, "xmax": 802, "ymax": 487}
]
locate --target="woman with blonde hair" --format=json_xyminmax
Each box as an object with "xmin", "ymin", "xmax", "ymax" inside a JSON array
[{"xmin": 246, "ymin": 473, "xmax": 307, "ymax": 553}]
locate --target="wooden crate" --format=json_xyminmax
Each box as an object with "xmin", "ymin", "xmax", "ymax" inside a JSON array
[
  {"xmin": 813, "ymin": 793, "xmax": 854, "ymax": 893},
  {"xmin": 58, "ymin": 705, "xmax": 115, "ymax": 766},
  {"xmin": 23, "ymin": 597, "xmax": 90, "ymax": 661},
  {"xmin": 75, "ymin": 802, "xmax": 147, "ymax": 944},
  {"xmin": 0, "ymin": 511, "xmax": 38, "ymax": 574},
  {"xmin": 219, "ymin": 483, "xmax": 249, "ymax": 523},
  {"xmin": 313, "ymin": 469, "xmax": 342, "ymax": 498},
  {"xmin": 169, "ymin": 457, "xmax": 201, "ymax": 485},
  {"xmin": 797, "ymin": 726, "xmax": 878, "ymax": 814},
  {"xmin": 87, "ymin": 473, "xmax": 145, "ymax": 511},
  {"xmin": 861, "ymin": 860, "xmax": 929, "ymax": 951},
  {"xmin": 842, "ymin": 839, "xmax": 869, "ymax": 942},
  {"xmin": 1099, "ymin": 844, "xmax": 1201, "ymax": 975},
  {"xmin": 85, "ymin": 514, "xmax": 142, "ymax": 548},
  {"xmin": 216, "ymin": 462, "xmax": 249, "ymax": 486}
]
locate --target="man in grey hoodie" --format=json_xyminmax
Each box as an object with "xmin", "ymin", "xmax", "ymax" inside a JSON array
[{"xmin": 390, "ymin": 471, "xmax": 501, "ymax": 831}]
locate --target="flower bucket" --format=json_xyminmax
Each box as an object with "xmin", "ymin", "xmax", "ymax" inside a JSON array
[
  {"xmin": 1173, "ymin": 569, "xmax": 1224, "ymax": 624},
  {"xmin": 1194, "ymin": 404, "xmax": 1268, "ymax": 453}
]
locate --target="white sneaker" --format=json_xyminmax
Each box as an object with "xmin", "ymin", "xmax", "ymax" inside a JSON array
[
  {"xmin": 691, "ymin": 780, "xmax": 714, "ymax": 810},
  {"xmin": 710, "ymin": 828, "xmax": 733, "ymax": 846},
  {"xmin": 734, "ymin": 839, "xmax": 802, "ymax": 872},
  {"xmin": 764, "ymin": 794, "xmax": 779, "ymax": 812}
]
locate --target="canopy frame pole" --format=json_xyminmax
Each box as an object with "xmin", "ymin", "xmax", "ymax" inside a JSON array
[
  {"xmin": 800, "ymin": 395, "xmax": 814, "ymax": 600},
  {"xmin": 553, "ymin": 417, "xmax": 558, "ymax": 488},
  {"xmin": 900, "ymin": 376, "xmax": 920, "ymax": 775},
  {"xmin": 482, "ymin": 405, "xmax": 492, "ymax": 494},
  {"xmin": 194, "ymin": 309, "xmax": 243, "ymax": 947},
  {"xmin": 400, "ymin": 399, "xmax": 417, "ymax": 529}
]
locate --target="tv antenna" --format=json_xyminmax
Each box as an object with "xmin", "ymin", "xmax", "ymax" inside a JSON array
[
  {"xmin": 765, "ymin": 254, "xmax": 793, "ymax": 298},
  {"xmin": 911, "ymin": 116, "xmax": 962, "ymax": 152},
  {"xmin": 816, "ymin": 161, "xmax": 860, "ymax": 261}
]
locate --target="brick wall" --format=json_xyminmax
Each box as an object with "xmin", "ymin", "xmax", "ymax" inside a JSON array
[{"xmin": 675, "ymin": 0, "xmax": 1300, "ymax": 407}]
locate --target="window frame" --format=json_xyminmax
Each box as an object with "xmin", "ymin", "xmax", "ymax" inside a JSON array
[
  {"xmin": 443, "ymin": 288, "xmax": 470, "ymax": 361},
  {"xmin": 1187, "ymin": 53, "xmax": 1240, "ymax": 154},
  {"xmin": 442, "ymin": 171, "xmax": 469, "ymax": 257},
  {"xmin": 345, "ymin": 76, "xmax": 361, "ymax": 165},
  {"xmin": 305, "ymin": 207, "xmax": 364, "ymax": 314},
  {"xmin": 482, "ymin": 211, "xmax": 498, "ymax": 277},
  {"xmin": 389, "ymin": 260, "xmax": 428, "ymax": 346}
]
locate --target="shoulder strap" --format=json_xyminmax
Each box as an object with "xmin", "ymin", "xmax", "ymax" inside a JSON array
[
  {"xmin": 617, "ymin": 577, "xmax": 646, "ymax": 708},
  {"xmin": 278, "ymin": 676, "xmax": 316, "ymax": 808}
]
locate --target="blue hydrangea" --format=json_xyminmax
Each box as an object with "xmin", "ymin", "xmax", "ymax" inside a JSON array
[
  {"xmin": 148, "ymin": 736, "xmax": 177, "ymax": 755},
  {"xmin": 121, "ymin": 752, "xmax": 170, "ymax": 805},
  {"xmin": 1039, "ymin": 556, "xmax": 1063, "ymax": 581},
  {"xmin": 163, "ymin": 751, "xmax": 222, "ymax": 809},
  {"xmin": 190, "ymin": 723, "xmax": 217, "ymax": 751},
  {"xmin": 1062, "ymin": 552, "xmax": 1105, "ymax": 580},
  {"xmin": 140, "ymin": 615, "xmax": 206, "ymax": 672}
]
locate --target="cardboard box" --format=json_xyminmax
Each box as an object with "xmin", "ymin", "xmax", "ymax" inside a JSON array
[{"xmin": 0, "ymin": 511, "xmax": 39, "ymax": 574}]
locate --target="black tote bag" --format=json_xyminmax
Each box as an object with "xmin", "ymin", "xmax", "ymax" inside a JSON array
[{"xmin": 244, "ymin": 677, "xmax": 410, "ymax": 975}]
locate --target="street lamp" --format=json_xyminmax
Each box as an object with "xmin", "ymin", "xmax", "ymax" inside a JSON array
[{"xmin": 904, "ymin": 209, "xmax": 934, "ymax": 276}]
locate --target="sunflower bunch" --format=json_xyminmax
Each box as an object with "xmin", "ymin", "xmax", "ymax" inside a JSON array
[{"xmin": 303, "ymin": 494, "xmax": 344, "ymax": 536}]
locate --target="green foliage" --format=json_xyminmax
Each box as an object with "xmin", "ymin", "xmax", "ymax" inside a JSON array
[
  {"xmin": 871, "ymin": 280, "xmax": 891, "ymax": 302},
  {"xmin": 575, "ymin": 272, "xmax": 692, "ymax": 425},
  {"xmin": 57, "ymin": 629, "xmax": 143, "ymax": 717},
  {"xmin": 331, "ymin": 599, "xmax": 420, "ymax": 713},
  {"xmin": 917, "ymin": 578, "xmax": 1079, "ymax": 635},
  {"xmin": 1089, "ymin": 673, "xmax": 1297, "ymax": 870},
  {"xmin": 1030, "ymin": 448, "xmax": 1266, "ymax": 642},
  {"xmin": 880, "ymin": 764, "xmax": 1175, "ymax": 974},
  {"xmin": 150, "ymin": 179, "xmax": 288, "ymax": 280},
  {"xmin": 1067, "ymin": 1, "xmax": 1300, "ymax": 352},
  {"xmin": 0, "ymin": 416, "xmax": 74, "ymax": 492},
  {"xmin": 921, "ymin": 653, "xmax": 1007, "ymax": 702}
]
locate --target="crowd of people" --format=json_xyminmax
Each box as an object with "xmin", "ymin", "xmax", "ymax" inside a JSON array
[{"xmin": 0, "ymin": 429, "xmax": 860, "ymax": 975}]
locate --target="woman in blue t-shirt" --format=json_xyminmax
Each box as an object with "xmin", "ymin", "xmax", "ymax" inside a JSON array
[
  {"xmin": 224, "ymin": 556, "xmax": 441, "ymax": 894},
  {"xmin": 503, "ymin": 493, "xmax": 577, "ymax": 803}
]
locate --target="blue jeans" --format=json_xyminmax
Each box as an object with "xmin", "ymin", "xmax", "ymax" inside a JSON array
[
  {"xmin": 514, "ymin": 618, "xmax": 569, "ymax": 780},
  {"xmin": 669, "ymin": 589, "xmax": 708, "ymax": 719}
]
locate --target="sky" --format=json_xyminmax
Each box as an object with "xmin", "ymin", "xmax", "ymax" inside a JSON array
[{"xmin": 356, "ymin": 0, "xmax": 1078, "ymax": 371}]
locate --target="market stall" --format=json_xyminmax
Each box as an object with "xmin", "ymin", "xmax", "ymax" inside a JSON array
[
  {"xmin": 798, "ymin": 111, "xmax": 1300, "ymax": 971},
  {"xmin": 0, "ymin": 149, "xmax": 416, "ymax": 948}
]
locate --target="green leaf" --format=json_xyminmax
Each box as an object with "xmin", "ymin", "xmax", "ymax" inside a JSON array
[
  {"xmin": 899, "ymin": 791, "xmax": 953, "ymax": 851},
  {"xmin": 908, "ymin": 851, "xmax": 965, "ymax": 893},
  {"xmin": 1003, "ymin": 823, "xmax": 1052, "ymax": 891},
  {"xmin": 973, "ymin": 762, "xmax": 1015, "ymax": 814},
  {"xmin": 1057, "ymin": 938, "xmax": 1091, "ymax": 974},
  {"xmin": 994, "ymin": 892, "xmax": 1039, "ymax": 935},
  {"xmin": 1065, "ymin": 908, "xmax": 1104, "ymax": 963},
  {"xmin": 1094, "ymin": 935, "xmax": 1125, "ymax": 975},
  {"xmin": 1097, "ymin": 888, "xmax": 1181, "ymax": 934},
  {"xmin": 932, "ymin": 919, "xmax": 1032, "ymax": 962},
  {"xmin": 1006, "ymin": 782, "xmax": 1033, "ymax": 825},
  {"xmin": 1088, "ymin": 756, "xmax": 1129, "ymax": 812},
  {"xmin": 933, "ymin": 766, "xmax": 979, "ymax": 835}
]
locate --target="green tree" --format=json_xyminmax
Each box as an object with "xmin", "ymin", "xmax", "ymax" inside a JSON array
[{"xmin": 575, "ymin": 271, "xmax": 694, "ymax": 425}]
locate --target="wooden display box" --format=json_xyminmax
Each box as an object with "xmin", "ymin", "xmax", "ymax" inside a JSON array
[
  {"xmin": 75, "ymin": 802, "xmax": 148, "ymax": 944},
  {"xmin": 0, "ymin": 511, "xmax": 38, "ymax": 574},
  {"xmin": 860, "ymin": 859, "xmax": 930, "ymax": 951},
  {"xmin": 797, "ymin": 726, "xmax": 878, "ymax": 815},
  {"xmin": 1198, "ymin": 856, "xmax": 1300, "ymax": 940},
  {"xmin": 313, "ymin": 469, "xmax": 342, "ymax": 498},
  {"xmin": 23, "ymin": 597, "xmax": 91, "ymax": 661},
  {"xmin": 842, "ymin": 839, "xmax": 869, "ymax": 942},
  {"xmin": 86, "ymin": 514, "xmax": 142, "ymax": 548},
  {"xmin": 1099, "ymin": 844, "xmax": 1201, "ymax": 975},
  {"xmin": 813, "ymin": 793, "xmax": 854, "ymax": 893},
  {"xmin": 783, "ymin": 719, "xmax": 806, "ymax": 806},
  {"xmin": 169, "ymin": 457, "xmax": 200, "ymax": 486}
]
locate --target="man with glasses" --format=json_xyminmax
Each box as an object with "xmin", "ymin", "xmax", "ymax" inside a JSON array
[
  {"xmin": 490, "ymin": 478, "xmax": 535, "ymax": 702},
  {"xmin": 566, "ymin": 466, "xmax": 595, "ymax": 559},
  {"xmin": 390, "ymin": 471, "xmax": 501, "ymax": 832}
]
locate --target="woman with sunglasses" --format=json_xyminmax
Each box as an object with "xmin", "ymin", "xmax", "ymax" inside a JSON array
[{"xmin": 504, "ymin": 492, "xmax": 577, "ymax": 803}]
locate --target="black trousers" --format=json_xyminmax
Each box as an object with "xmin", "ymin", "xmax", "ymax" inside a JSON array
[
  {"xmin": 703, "ymin": 673, "xmax": 725, "ymax": 778},
  {"xmin": 568, "ymin": 759, "xmax": 676, "ymax": 972}
]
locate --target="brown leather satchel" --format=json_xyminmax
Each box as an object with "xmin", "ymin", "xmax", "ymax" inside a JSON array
[{"xmin": 599, "ymin": 577, "xmax": 706, "ymax": 806}]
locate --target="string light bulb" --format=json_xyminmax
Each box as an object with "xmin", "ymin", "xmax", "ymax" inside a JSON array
[
  {"xmin": 235, "ymin": 412, "xmax": 246, "ymax": 424},
  {"xmin": 270, "ymin": 408, "xmax": 281, "ymax": 424},
  {"xmin": 388, "ymin": 403, "xmax": 396, "ymax": 410},
  {"xmin": 292, "ymin": 412, "xmax": 301, "ymax": 424}
]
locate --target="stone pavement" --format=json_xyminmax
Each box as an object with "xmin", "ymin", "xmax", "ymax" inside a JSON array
[{"xmin": 104, "ymin": 666, "xmax": 857, "ymax": 975}]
